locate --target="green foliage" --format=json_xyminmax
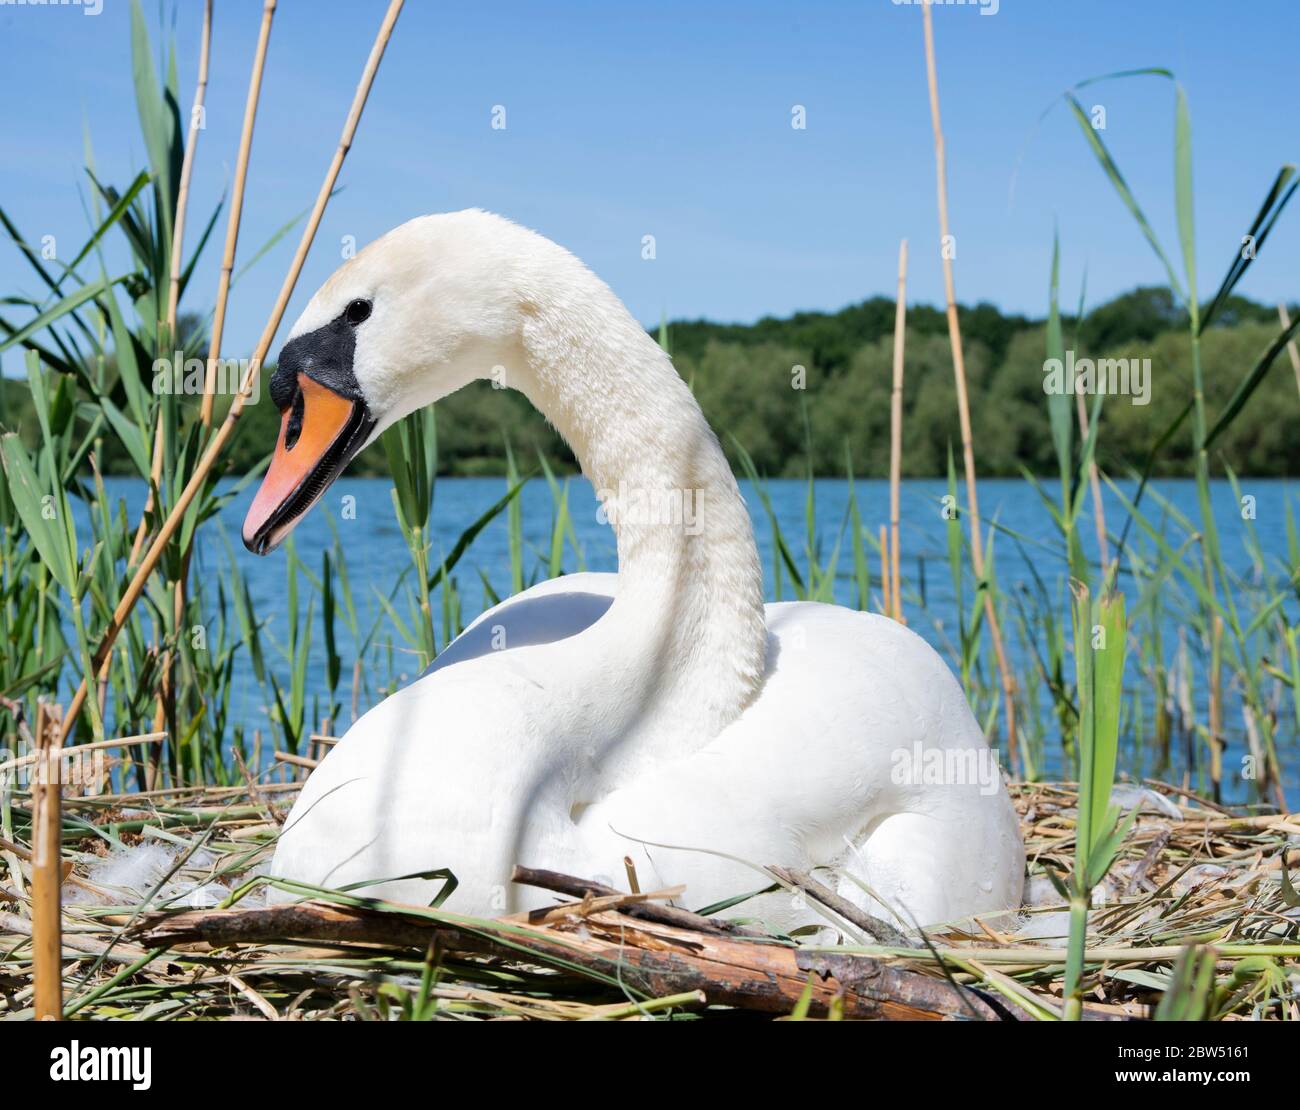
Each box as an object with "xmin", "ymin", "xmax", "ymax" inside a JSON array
[
  {"xmin": 0, "ymin": 6, "xmax": 524, "ymax": 775},
  {"xmin": 11, "ymin": 284, "xmax": 1297, "ymax": 481},
  {"xmin": 1063, "ymin": 584, "xmax": 1136, "ymax": 1020},
  {"xmin": 0, "ymin": 17, "xmax": 1294, "ymax": 1024},
  {"xmin": 1154, "ymin": 945, "xmax": 1219, "ymax": 1021}
]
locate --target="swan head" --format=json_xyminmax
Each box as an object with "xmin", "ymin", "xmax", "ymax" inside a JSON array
[{"xmin": 242, "ymin": 210, "xmax": 531, "ymax": 554}]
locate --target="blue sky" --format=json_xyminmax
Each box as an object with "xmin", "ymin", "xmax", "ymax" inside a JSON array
[{"xmin": 1, "ymin": 0, "xmax": 1297, "ymax": 373}]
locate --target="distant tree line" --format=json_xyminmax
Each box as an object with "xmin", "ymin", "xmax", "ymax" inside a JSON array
[{"xmin": 4, "ymin": 286, "xmax": 1296, "ymax": 479}]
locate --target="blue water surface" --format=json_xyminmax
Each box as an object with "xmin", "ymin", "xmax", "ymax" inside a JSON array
[{"xmin": 97, "ymin": 475, "xmax": 1300, "ymax": 797}]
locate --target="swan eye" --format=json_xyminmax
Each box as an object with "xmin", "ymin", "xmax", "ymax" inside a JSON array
[{"xmin": 344, "ymin": 299, "xmax": 372, "ymax": 326}]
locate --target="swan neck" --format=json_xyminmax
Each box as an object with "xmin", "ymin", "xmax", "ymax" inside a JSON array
[{"xmin": 515, "ymin": 288, "xmax": 767, "ymax": 737}]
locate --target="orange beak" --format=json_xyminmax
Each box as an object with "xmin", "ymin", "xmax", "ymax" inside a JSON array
[{"xmin": 242, "ymin": 373, "xmax": 373, "ymax": 555}]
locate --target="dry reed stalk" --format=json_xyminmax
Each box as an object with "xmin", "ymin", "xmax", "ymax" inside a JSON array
[
  {"xmin": 169, "ymin": 0, "xmax": 274, "ymax": 780},
  {"xmin": 93, "ymin": 643, "xmax": 112, "ymax": 727},
  {"xmin": 149, "ymin": 634, "xmax": 169, "ymax": 790},
  {"xmin": 920, "ymin": 1, "xmax": 1018, "ymax": 767},
  {"xmin": 127, "ymin": 1, "xmax": 216, "ymax": 570},
  {"xmin": 1, "ymin": 913, "xmax": 165, "ymax": 972},
  {"xmin": 126, "ymin": 421, "xmax": 165, "ymax": 570},
  {"xmin": 351, "ymin": 659, "xmax": 362, "ymax": 723},
  {"xmin": 132, "ymin": 2, "xmax": 218, "ymax": 761},
  {"xmin": 166, "ymin": 0, "xmax": 214, "ymax": 330},
  {"xmin": 1209, "ymin": 613, "xmax": 1224, "ymax": 801},
  {"xmin": 0, "ymin": 730, "xmax": 165, "ymax": 777},
  {"xmin": 200, "ymin": 0, "xmax": 276, "ymax": 429},
  {"xmin": 54, "ymin": 781, "xmax": 299, "ymax": 807},
  {"xmin": 313, "ymin": 715, "xmax": 333, "ymax": 765},
  {"xmin": 1074, "ymin": 389, "xmax": 1111, "ymax": 571},
  {"xmin": 86, "ymin": 455, "xmax": 117, "ymax": 726},
  {"xmin": 889, "ymin": 238, "xmax": 908, "ymax": 623},
  {"xmin": 1279, "ymin": 304, "xmax": 1300, "ymax": 400},
  {"xmin": 59, "ymin": 0, "xmax": 406, "ymax": 743},
  {"xmin": 31, "ymin": 702, "xmax": 62, "ymax": 1020},
  {"xmin": 878, "ymin": 524, "xmax": 891, "ymax": 616},
  {"xmin": 274, "ymin": 751, "xmax": 319, "ymax": 773}
]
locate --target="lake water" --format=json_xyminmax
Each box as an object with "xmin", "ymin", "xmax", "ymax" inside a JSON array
[{"xmin": 103, "ymin": 475, "xmax": 1300, "ymax": 795}]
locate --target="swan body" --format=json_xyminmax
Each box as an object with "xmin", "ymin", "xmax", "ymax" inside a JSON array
[{"xmin": 249, "ymin": 210, "xmax": 1024, "ymax": 932}]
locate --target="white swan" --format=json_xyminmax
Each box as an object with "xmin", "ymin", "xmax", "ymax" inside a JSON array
[{"xmin": 242, "ymin": 210, "xmax": 1024, "ymax": 933}]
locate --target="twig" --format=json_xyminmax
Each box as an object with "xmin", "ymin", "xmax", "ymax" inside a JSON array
[
  {"xmin": 515, "ymin": 888, "xmax": 687, "ymax": 927},
  {"xmin": 1124, "ymin": 828, "xmax": 1170, "ymax": 895},
  {"xmin": 132, "ymin": 897, "xmax": 1065, "ymax": 1020},
  {"xmin": 767, "ymin": 864, "xmax": 919, "ymax": 947},
  {"xmin": 510, "ymin": 866, "xmax": 763, "ymax": 938},
  {"xmin": 1142, "ymin": 776, "xmax": 1234, "ymax": 815},
  {"xmin": 0, "ymin": 695, "xmax": 36, "ymax": 748},
  {"xmin": 0, "ymin": 730, "xmax": 165, "ymax": 776},
  {"xmin": 0, "ymin": 912, "xmax": 166, "ymax": 971},
  {"xmin": 274, "ymin": 751, "xmax": 318, "ymax": 772}
]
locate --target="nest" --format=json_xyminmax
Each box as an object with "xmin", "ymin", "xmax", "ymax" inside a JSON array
[{"xmin": 1, "ymin": 780, "xmax": 1297, "ymax": 1020}]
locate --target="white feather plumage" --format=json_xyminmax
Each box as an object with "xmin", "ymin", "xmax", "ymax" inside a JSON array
[{"xmin": 264, "ymin": 211, "xmax": 1026, "ymax": 932}]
